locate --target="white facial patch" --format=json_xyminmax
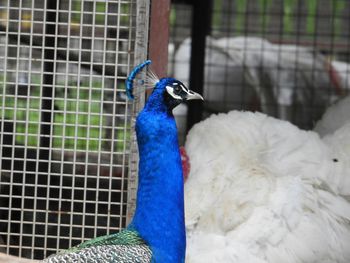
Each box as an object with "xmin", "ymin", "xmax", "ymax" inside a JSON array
[{"xmin": 166, "ymin": 86, "xmax": 182, "ymax": 100}]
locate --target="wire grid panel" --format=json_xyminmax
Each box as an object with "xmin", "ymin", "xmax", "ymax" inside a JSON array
[
  {"xmin": 170, "ymin": 0, "xmax": 350, "ymax": 135},
  {"xmin": 0, "ymin": 0, "xmax": 145, "ymax": 259}
]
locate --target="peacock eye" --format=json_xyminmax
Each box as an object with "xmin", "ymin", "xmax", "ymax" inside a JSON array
[{"xmin": 173, "ymin": 85, "xmax": 181, "ymax": 94}]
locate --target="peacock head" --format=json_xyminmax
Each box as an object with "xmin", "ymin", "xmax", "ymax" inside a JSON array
[
  {"xmin": 125, "ymin": 60, "xmax": 203, "ymax": 110},
  {"xmin": 158, "ymin": 77, "xmax": 203, "ymax": 110}
]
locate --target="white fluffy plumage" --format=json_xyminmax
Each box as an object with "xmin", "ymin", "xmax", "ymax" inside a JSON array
[
  {"xmin": 184, "ymin": 111, "xmax": 350, "ymax": 263},
  {"xmin": 314, "ymin": 95, "xmax": 350, "ymax": 196},
  {"xmin": 314, "ymin": 95, "xmax": 350, "ymax": 137}
]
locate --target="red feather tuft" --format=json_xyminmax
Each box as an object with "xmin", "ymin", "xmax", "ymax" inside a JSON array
[{"xmin": 180, "ymin": 146, "xmax": 190, "ymax": 182}]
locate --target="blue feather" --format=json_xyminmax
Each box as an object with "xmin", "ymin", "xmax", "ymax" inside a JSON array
[
  {"xmin": 129, "ymin": 78, "xmax": 186, "ymax": 263},
  {"xmin": 125, "ymin": 60, "xmax": 152, "ymax": 100}
]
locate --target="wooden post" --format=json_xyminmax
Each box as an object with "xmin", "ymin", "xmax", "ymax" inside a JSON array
[
  {"xmin": 126, "ymin": 0, "xmax": 152, "ymax": 225},
  {"xmin": 148, "ymin": 0, "xmax": 171, "ymax": 77}
]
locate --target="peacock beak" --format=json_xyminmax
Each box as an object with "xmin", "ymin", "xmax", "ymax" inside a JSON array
[{"xmin": 185, "ymin": 90, "xmax": 204, "ymax": 101}]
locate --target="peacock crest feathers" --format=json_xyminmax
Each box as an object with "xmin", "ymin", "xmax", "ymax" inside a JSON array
[{"xmin": 125, "ymin": 60, "xmax": 159, "ymax": 100}]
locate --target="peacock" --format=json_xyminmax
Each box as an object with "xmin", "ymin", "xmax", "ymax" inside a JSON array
[{"xmin": 42, "ymin": 60, "xmax": 203, "ymax": 263}]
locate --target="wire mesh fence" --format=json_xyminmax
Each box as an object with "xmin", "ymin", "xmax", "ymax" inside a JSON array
[
  {"xmin": 169, "ymin": 0, "xmax": 350, "ymax": 143},
  {"xmin": 0, "ymin": 0, "xmax": 147, "ymax": 259}
]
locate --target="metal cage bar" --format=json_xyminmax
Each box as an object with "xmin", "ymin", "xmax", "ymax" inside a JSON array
[{"xmin": 125, "ymin": 0, "xmax": 150, "ymax": 225}]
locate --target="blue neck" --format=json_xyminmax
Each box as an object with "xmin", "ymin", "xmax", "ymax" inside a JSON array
[{"xmin": 129, "ymin": 84, "xmax": 186, "ymax": 263}]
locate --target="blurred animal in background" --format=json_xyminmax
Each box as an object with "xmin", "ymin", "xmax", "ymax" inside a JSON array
[
  {"xmin": 172, "ymin": 37, "xmax": 350, "ymax": 135},
  {"xmin": 183, "ymin": 109, "xmax": 350, "ymax": 263}
]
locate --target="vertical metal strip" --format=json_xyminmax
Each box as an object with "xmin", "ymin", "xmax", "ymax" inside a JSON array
[
  {"xmin": 39, "ymin": 0, "xmax": 58, "ymax": 173},
  {"xmin": 126, "ymin": 0, "xmax": 151, "ymax": 224},
  {"xmin": 187, "ymin": 0, "xmax": 212, "ymax": 131},
  {"xmin": 64, "ymin": 0, "xmax": 74, "ymax": 251},
  {"xmin": 113, "ymin": 0, "xmax": 125, "ymax": 231}
]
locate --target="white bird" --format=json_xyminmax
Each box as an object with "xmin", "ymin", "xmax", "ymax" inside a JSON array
[{"xmin": 184, "ymin": 110, "xmax": 350, "ymax": 263}]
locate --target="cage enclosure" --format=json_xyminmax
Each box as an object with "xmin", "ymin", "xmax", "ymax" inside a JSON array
[{"xmin": 0, "ymin": 0, "xmax": 150, "ymax": 259}]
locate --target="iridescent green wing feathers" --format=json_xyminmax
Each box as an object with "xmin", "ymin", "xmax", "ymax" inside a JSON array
[
  {"xmin": 42, "ymin": 230, "xmax": 152, "ymax": 263},
  {"xmin": 73, "ymin": 229, "xmax": 147, "ymax": 250}
]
